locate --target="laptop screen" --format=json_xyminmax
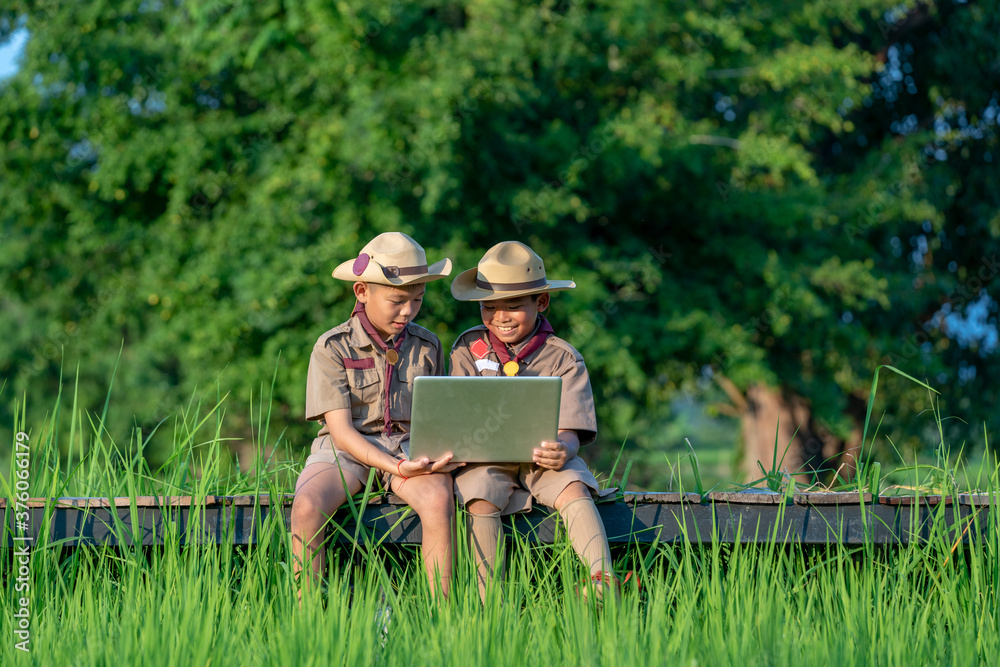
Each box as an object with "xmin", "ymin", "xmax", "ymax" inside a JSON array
[{"xmin": 408, "ymin": 376, "xmax": 561, "ymax": 462}]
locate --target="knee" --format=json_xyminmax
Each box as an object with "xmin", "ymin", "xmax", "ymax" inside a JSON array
[
  {"xmin": 291, "ymin": 492, "xmax": 329, "ymax": 527},
  {"xmin": 429, "ymin": 485, "xmax": 456, "ymax": 518},
  {"xmin": 411, "ymin": 478, "xmax": 454, "ymax": 519},
  {"xmin": 466, "ymin": 498, "xmax": 501, "ymax": 516},
  {"xmin": 554, "ymin": 482, "xmax": 590, "ymax": 510}
]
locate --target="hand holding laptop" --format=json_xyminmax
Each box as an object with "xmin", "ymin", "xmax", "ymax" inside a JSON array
[
  {"xmin": 532, "ymin": 431, "xmax": 580, "ymax": 471},
  {"xmin": 397, "ymin": 452, "xmax": 465, "ymax": 477}
]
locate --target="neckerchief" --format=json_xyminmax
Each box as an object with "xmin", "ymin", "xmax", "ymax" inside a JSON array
[
  {"xmin": 352, "ymin": 302, "xmax": 407, "ymax": 435},
  {"xmin": 487, "ymin": 316, "xmax": 554, "ymax": 375}
]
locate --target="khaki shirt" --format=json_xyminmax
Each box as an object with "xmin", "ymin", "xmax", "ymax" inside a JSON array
[
  {"xmin": 306, "ymin": 316, "xmax": 444, "ymax": 437},
  {"xmin": 449, "ymin": 324, "xmax": 597, "ymax": 445}
]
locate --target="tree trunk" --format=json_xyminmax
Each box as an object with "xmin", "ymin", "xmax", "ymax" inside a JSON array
[{"xmin": 739, "ymin": 384, "xmax": 863, "ymax": 486}]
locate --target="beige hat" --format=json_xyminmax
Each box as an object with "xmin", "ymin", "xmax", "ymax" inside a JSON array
[
  {"xmin": 451, "ymin": 241, "xmax": 575, "ymax": 301},
  {"xmin": 332, "ymin": 232, "xmax": 452, "ymax": 285}
]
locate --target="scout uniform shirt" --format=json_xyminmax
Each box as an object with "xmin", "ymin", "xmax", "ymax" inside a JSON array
[
  {"xmin": 449, "ymin": 319, "xmax": 597, "ymax": 445},
  {"xmin": 305, "ymin": 314, "xmax": 444, "ymax": 440}
]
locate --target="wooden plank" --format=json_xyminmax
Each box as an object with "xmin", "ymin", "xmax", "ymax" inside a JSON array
[
  {"xmin": 47, "ymin": 496, "xmax": 223, "ymax": 508},
  {"xmin": 5, "ymin": 491, "xmax": 977, "ymax": 509},
  {"xmin": 958, "ymin": 493, "xmax": 999, "ymax": 506},
  {"xmin": 707, "ymin": 490, "xmax": 788, "ymax": 505},
  {"xmin": 224, "ymin": 494, "xmax": 295, "ymax": 506},
  {"xmin": 4, "ymin": 493, "xmax": 992, "ymax": 548},
  {"xmin": 879, "ymin": 495, "xmax": 949, "ymax": 506},
  {"xmin": 0, "ymin": 493, "xmax": 396, "ymax": 510},
  {"xmin": 623, "ymin": 492, "xmax": 701, "ymax": 505},
  {"xmin": 793, "ymin": 492, "xmax": 873, "ymax": 505}
]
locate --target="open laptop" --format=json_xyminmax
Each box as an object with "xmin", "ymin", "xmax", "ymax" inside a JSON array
[{"xmin": 408, "ymin": 376, "xmax": 561, "ymax": 462}]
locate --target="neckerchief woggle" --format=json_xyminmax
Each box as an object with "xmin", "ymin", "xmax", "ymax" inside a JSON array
[
  {"xmin": 352, "ymin": 302, "xmax": 407, "ymax": 435},
  {"xmin": 486, "ymin": 316, "xmax": 554, "ymax": 376}
]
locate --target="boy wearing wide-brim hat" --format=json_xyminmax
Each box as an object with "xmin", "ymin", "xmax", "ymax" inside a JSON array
[
  {"xmin": 291, "ymin": 232, "xmax": 463, "ymax": 600},
  {"xmin": 450, "ymin": 241, "xmax": 617, "ymax": 602}
]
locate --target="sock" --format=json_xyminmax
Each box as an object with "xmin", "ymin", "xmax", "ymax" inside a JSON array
[
  {"xmin": 466, "ymin": 510, "xmax": 504, "ymax": 602},
  {"xmin": 560, "ymin": 496, "xmax": 613, "ymax": 578}
]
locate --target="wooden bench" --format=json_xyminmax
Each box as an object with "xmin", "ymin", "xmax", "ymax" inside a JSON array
[{"xmin": 3, "ymin": 491, "xmax": 995, "ymax": 547}]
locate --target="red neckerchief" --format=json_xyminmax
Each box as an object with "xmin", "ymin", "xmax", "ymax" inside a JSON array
[
  {"xmin": 487, "ymin": 316, "xmax": 554, "ymax": 375},
  {"xmin": 352, "ymin": 302, "xmax": 407, "ymax": 435}
]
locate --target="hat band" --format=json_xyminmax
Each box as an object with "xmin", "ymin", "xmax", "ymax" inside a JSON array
[
  {"xmin": 380, "ymin": 263, "xmax": 428, "ymax": 279},
  {"xmin": 475, "ymin": 276, "xmax": 549, "ymax": 291}
]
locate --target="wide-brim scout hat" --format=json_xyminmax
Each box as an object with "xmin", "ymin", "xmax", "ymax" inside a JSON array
[
  {"xmin": 332, "ymin": 232, "xmax": 452, "ymax": 285},
  {"xmin": 451, "ymin": 241, "xmax": 575, "ymax": 301}
]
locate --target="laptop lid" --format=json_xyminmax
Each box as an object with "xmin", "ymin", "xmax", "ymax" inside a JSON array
[{"xmin": 408, "ymin": 376, "xmax": 562, "ymax": 463}]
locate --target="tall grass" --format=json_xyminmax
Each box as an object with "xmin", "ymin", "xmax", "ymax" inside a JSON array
[{"xmin": 2, "ymin": 371, "xmax": 999, "ymax": 665}]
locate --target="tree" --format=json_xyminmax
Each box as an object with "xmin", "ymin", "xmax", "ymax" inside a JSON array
[{"xmin": 1, "ymin": 0, "xmax": 995, "ymax": 486}]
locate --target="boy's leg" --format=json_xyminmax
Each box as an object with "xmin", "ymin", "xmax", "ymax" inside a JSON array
[
  {"xmin": 465, "ymin": 499, "xmax": 504, "ymax": 603},
  {"xmin": 453, "ymin": 463, "xmax": 521, "ymax": 603},
  {"xmin": 291, "ymin": 462, "xmax": 364, "ymax": 600},
  {"xmin": 524, "ymin": 459, "xmax": 614, "ymax": 595},
  {"xmin": 389, "ymin": 471, "xmax": 456, "ymax": 599},
  {"xmin": 553, "ymin": 482, "xmax": 613, "ymax": 581}
]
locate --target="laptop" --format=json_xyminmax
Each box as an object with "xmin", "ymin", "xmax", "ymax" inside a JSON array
[{"xmin": 407, "ymin": 376, "xmax": 562, "ymax": 462}]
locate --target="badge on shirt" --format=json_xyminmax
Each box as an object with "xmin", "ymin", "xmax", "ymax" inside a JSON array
[
  {"xmin": 469, "ymin": 338, "xmax": 490, "ymax": 360},
  {"xmin": 475, "ymin": 359, "xmax": 500, "ymax": 373}
]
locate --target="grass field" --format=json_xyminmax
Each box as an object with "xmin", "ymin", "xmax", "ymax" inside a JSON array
[
  {"xmin": 2, "ymin": 372, "xmax": 999, "ymax": 665},
  {"xmin": 4, "ymin": 523, "xmax": 1000, "ymax": 666}
]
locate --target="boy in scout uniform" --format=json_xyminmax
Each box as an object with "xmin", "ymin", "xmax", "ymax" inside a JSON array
[
  {"xmin": 291, "ymin": 232, "xmax": 463, "ymax": 600},
  {"xmin": 450, "ymin": 241, "xmax": 616, "ymax": 602}
]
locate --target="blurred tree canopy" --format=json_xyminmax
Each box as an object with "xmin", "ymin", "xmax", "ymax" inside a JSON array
[{"xmin": 1, "ymin": 0, "xmax": 997, "ymax": 486}]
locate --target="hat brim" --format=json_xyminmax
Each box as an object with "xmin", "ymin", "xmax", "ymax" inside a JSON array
[
  {"xmin": 332, "ymin": 257, "xmax": 452, "ymax": 285},
  {"xmin": 450, "ymin": 267, "xmax": 575, "ymax": 301}
]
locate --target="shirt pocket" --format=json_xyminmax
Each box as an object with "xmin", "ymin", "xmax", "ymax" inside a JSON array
[
  {"xmin": 392, "ymin": 363, "xmax": 433, "ymax": 422},
  {"xmin": 347, "ymin": 368, "xmax": 381, "ymax": 420},
  {"xmin": 403, "ymin": 363, "xmax": 435, "ymax": 386}
]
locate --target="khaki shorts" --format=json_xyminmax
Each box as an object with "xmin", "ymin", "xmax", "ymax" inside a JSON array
[
  {"xmin": 453, "ymin": 455, "xmax": 602, "ymax": 515},
  {"xmin": 303, "ymin": 432, "xmax": 410, "ymax": 491}
]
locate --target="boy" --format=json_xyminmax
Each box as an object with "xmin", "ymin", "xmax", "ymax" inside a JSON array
[
  {"xmin": 449, "ymin": 240, "xmax": 617, "ymax": 602},
  {"xmin": 291, "ymin": 232, "xmax": 463, "ymax": 600}
]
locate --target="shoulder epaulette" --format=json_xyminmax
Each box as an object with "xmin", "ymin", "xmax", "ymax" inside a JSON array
[
  {"xmin": 406, "ymin": 323, "xmax": 442, "ymax": 347},
  {"xmin": 316, "ymin": 321, "xmax": 352, "ymax": 347},
  {"xmin": 545, "ymin": 335, "xmax": 584, "ymax": 362},
  {"xmin": 450, "ymin": 325, "xmax": 489, "ymax": 353}
]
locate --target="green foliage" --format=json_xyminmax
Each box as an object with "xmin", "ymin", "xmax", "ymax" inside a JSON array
[
  {"xmin": 0, "ymin": 0, "xmax": 997, "ymax": 476},
  {"xmin": 7, "ymin": 527, "xmax": 1000, "ymax": 666},
  {"xmin": 3, "ymin": 392, "xmax": 1000, "ymax": 666}
]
